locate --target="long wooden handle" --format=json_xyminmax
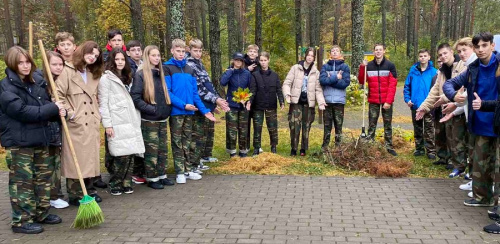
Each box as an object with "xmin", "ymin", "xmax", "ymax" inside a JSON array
[
  {"xmin": 38, "ymin": 40, "xmax": 88, "ymax": 196},
  {"xmin": 29, "ymin": 22, "xmax": 33, "ymax": 57},
  {"xmin": 362, "ymin": 64, "xmax": 367, "ymax": 127}
]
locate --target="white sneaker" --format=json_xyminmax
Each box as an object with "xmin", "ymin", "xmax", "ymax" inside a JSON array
[
  {"xmin": 200, "ymin": 157, "xmax": 218, "ymax": 163},
  {"xmin": 176, "ymin": 174, "xmax": 186, "ymax": 184},
  {"xmin": 50, "ymin": 198, "xmax": 69, "ymax": 209},
  {"xmin": 198, "ymin": 162, "xmax": 210, "ymax": 170},
  {"xmin": 468, "ymin": 191, "xmax": 473, "ymax": 198},
  {"xmin": 459, "ymin": 181, "xmax": 472, "ymax": 191},
  {"xmin": 185, "ymin": 172, "xmax": 202, "ymax": 180},
  {"xmin": 259, "ymin": 148, "xmax": 264, "ymax": 153},
  {"xmin": 192, "ymin": 168, "xmax": 203, "ymax": 174}
]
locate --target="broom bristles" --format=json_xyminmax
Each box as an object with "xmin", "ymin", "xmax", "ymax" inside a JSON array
[{"xmin": 71, "ymin": 195, "xmax": 104, "ymax": 229}]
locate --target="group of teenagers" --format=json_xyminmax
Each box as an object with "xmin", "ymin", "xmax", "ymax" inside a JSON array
[{"xmin": 3, "ymin": 27, "xmax": 500, "ymax": 234}]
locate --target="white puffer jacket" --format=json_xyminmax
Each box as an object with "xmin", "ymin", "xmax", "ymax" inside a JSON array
[{"xmin": 98, "ymin": 70, "xmax": 145, "ymax": 156}]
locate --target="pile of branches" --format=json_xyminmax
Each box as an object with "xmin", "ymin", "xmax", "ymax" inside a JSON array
[{"xmin": 323, "ymin": 134, "xmax": 412, "ymax": 178}]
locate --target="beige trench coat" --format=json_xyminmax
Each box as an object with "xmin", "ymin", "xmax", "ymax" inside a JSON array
[
  {"xmin": 282, "ymin": 63, "xmax": 326, "ymax": 107},
  {"xmin": 56, "ymin": 63, "xmax": 101, "ymax": 179}
]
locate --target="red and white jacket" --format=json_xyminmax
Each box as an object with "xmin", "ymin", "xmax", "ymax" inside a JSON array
[{"xmin": 358, "ymin": 57, "xmax": 398, "ymax": 104}]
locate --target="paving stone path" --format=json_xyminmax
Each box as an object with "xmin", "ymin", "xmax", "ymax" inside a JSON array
[{"xmin": 0, "ymin": 172, "xmax": 499, "ymax": 243}]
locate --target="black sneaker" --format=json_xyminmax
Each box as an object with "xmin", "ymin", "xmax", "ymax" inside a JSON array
[
  {"xmin": 387, "ymin": 149, "xmax": 398, "ymax": 156},
  {"xmin": 413, "ymin": 150, "xmax": 425, "ymax": 156},
  {"xmin": 123, "ymin": 187, "xmax": 134, "ymax": 194},
  {"xmin": 484, "ymin": 222, "xmax": 500, "ymax": 234},
  {"xmin": 38, "ymin": 214, "xmax": 62, "ymax": 225},
  {"xmin": 290, "ymin": 149, "xmax": 297, "ymax": 156},
  {"xmin": 230, "ymin": 153, "xmax": 237, "ymax": 158},
  {"xmin": 93, "ymin": 178, "xmax": 108, "ymax": 189},
  {"xmin": 489, "ymin": 206, "xmax": 500, "ymax": 221},
  {"xmin": 464, "ymin": 198, "xmax": 494, "ymax": 207},
  {"xmin": 12, "ymin": 223, "xmax": 43, "ymax": 234},
  {"xmin": 159, "ymin": 178, "xmax": 175, "ymax": 186},
  {"xmin": 253, "ymin": 149, "xmax": 260, "ymax": 156},
  {"xmin": 110, "ymin": 189, "xmax": 123, "ymax": 196},
  {"xmin": 68, "ymin": 198, "xmax": 80, "ymax": 207},
  {"xmin": 300, "ymin": 149, "xmax": 306, "ymax": 156},
  {"xmin": 148, "ymin": 181, "xmax": 164, "ymax": 189},
  {"xmin": 89, "ymin": 193, "xmax": 102, "ymax": 203},
  {"xmin": 239, "ymin": 152, "xmax": 247, "ymax": 157},
  {"xmin": 433, "ymin": 159, "xmax": 447, "ymax": 165},
  {"xmin": 427, "ymin": 154, "xmax": 436, "ymax": 160},
  {"xmin": 445, "ymin": 164, "xmax": 454, "ymax": 170},
  {"xmin": 271, "ymin": 146, "xmax": 277, "ymax": 154}
]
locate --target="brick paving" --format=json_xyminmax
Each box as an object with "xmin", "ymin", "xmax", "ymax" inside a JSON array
[{"xmin": 0, "ymin": 172, "xmax": 499, "ymax": 243}]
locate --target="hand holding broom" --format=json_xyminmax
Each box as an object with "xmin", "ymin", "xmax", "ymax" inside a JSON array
[{"xmin": 38, "ymin": 40, "xmax": 104, "ymax": 229}]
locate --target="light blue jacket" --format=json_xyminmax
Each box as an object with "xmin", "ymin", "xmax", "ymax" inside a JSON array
[{"xmin": 319, "ymin": 59, "xmax": 351, "ymax": 104}]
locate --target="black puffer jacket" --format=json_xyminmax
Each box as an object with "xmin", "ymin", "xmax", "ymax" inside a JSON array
[
  {"xmin": 0, "ymin": 68, "xmax": 60, "ymax": 148},
  {"xmin": 130, "ymin": 69, "xmax": 171, "ymax": 121},
  {"xmin": 249, "ymin": 69, "xmax": 284, "ymax": 111},
  {"xmin": 33, "ymin": 69, "xmax": 62, "ymax": 147}
]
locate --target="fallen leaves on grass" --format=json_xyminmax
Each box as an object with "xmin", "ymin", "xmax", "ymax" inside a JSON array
[
  {"xmin": 210, "ymin": 152, "xmax": 294, "ymax": 175},
  {"xmin": 323, "ymin": 135, "xmax": 413, "ymax": 178}
]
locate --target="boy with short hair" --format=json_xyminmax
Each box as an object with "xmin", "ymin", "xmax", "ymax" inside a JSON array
[
  {"xmin": 103, "ymin": 29, "xmax": 125, "ymax": 61},
  {"xmin": 244, "ymin": 44, "xmax": 260, "ymax": 152},
  {"xmin": 164, "ymin": 39, "xmax": 216, "ymax": 184},
  {"xmin": 55, "ymin": 32, "xmax": 76, "ymax": 63},
  {"xmin": 187, "ymin": 39, "xmax": 230, "ymax": 169},
  {"xmin": 126, "ymin": 40, "xmax": 143, "ymax": 75},
  {"xmin": 403, "ymin": 49, "xmax": 437, "ymax": 158}
]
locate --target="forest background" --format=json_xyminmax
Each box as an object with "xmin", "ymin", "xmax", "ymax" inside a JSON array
[{"xmin": 1, "ymin": 0, "xmax": 498, "ymax": 87}]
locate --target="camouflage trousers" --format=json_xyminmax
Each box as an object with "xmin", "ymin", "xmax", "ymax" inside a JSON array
[
  {"xmin": 322, "ymin": 103, "xmax": 345, "ymax": 148},
  {"xmin": 445, "ymin": 114, "xmax": 467, "ymax": 171},
  {"xmin": 132, "ymin": 156, "xmax": 145, "ymax": 177},
  {"xmin": 367, "ymin": 103, "xmax": 393, "ymax": 149},
  {"xmin": 434, "ymin": 112, "xmax": 450, "ymax": 162},
  {"xmin": 191, "ymin": 114, "xmax": 207, "ymax": 167},
  {"xmin": 48, "ymin": 146, "xmax": 64, "ymax": 200},
  {"xmin": 141, "ymin": 120, "xmax": 168, "ymax": 181},
  {"xmin": 410, "ymin": 110, "xmax": 435, "ymax": 155},
  {"xmin": 170, "ymin": 115, "xmax": 194, "ymax": 174},
  {"xmin": 252, "ymin": 109, "xmax": 279, "ymax": 149},
  {"xmin": 7, "ymin": 147, "xmax": 53, "ymax": 227},
  {"xmin": 104, "ymin": 133, "xmax": 114, "ymax": 174},
  {"xmin": 108, "ymin": 155, "xmax": 134, "ymax": 191},
  {"xmin": 226, "ymin": 109, "xmax": 249, "ymax": 154},
  {"xmin": 470, "ymin": 134, "xmax": 497, "ymax": 204},
  {"xmin": 66, "ymin": 178, "xmax": 97, "ymax": 202},
  {"xmin": 288, "ymin": 103, "xmax": 315, "ymax": 151}
]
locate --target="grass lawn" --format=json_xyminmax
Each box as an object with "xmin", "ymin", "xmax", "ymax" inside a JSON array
[{"xmin": 0, "ymin": 108, "xmax": 450, "ymax": 178}]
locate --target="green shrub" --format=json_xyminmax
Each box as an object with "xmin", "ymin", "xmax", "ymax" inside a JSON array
[{"xmin": 346, "ymin": 74, "xmax": 364, "ymax": 106}]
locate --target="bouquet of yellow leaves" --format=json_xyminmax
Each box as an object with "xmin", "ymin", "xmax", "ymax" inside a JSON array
[{"xmin": 232, "ymin": 87, "xmax": 253, "ymax": 104}]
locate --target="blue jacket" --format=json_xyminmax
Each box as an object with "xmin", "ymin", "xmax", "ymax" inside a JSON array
[
  {"xmin": 163, "ymin": 58, "xmax": 209, "ymax": 116},
  {"xmin": 443, "ymin": 52, "xmax": 500, "ymax": 136},
  {"xmin": 319, "ymin": 59, "xmax": 351, "ymax": 104},
  {"xmin": 403, "ymin": 62, "xmax": 437, "ymax": 110},
  {"xmin": 220, "ymin": 68, "xmax": 252, "ymax": 110}
]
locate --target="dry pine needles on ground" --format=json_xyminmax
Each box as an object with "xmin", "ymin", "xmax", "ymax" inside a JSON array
[
  {"xmin": 323, "ymin": 134, "xmax": 413, "ymax": 178},
  {"xmin": 210, "ymin": 152, "xmax": 295, "ymax": 175}
]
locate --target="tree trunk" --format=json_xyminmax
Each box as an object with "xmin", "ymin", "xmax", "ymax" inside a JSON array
[
  {"xmin": 469, "ymin": 0, "xmax": 476, "ymax": 35},
  {"xmin": 254, "ymin": 0, "xmax": 262, "ymax": 48},
  {"xmin": 159, "ymin": 27, "xmax": 166, "ymax": 57},
  {"xmin": 463, "ymin": 0, "xmax": 470, "ymax": 37},
  {"xmin": 12, "ymin": 0, "xmax": 24, "ymax": 46},
  {"xmin": 381, "ymin": 0, "xmax": 387, "ymax": 46},
  {"xmin": 430, "ymin": 0, "xmax": 443, "ymax": 62},
  {"xmin": 207, "ymin": 0, "xmax": 224, "ymax": 95},
  {"xmin": 130, "ymin": 0, "xmax": 145, "ymax": 45},
  {"xmin": 295, "ymin": 0, "xmax": 302, "ymax": 62},
  {"xmin": 3, "ymin": 0, "xmax": 14, "ymax": 48},
  {"xmin": 168, "ymin": 0, "xmax": 185, "ymax": 42},
  {"xmin": 166, "ymin": 0, "xmax": 171, "ymax": 47},
  {"xmin": 413, "ymin": 0, "xmax": 419, "ymax": 61},
  {"xmin": 333, "ymin": 0, "xmax": 340, "ymax": 45},
  {"xmin": 406, "ymin": 0, "xmax": 414, "ymax": 57},
  {"xmin": 351, "ymin": 0, "xmax": 364, "ymax": 76},
  {"xmin": 63, "ymin": 0, "xmax": 74, "ymax": 33},
  {"xmin": 227, "ymin": 0, "xmax": 239, "ymax": 58},
  {"xmin": 194, "ymin": 1, "xmax": 202, "ymax": 39},
  {"xmin": 201, "ymin": 0, "xmax": 208, "ymax": 47},
  {"xmin": 239, "ymin": 0, "xmax": 247, "ymax": 47}
]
